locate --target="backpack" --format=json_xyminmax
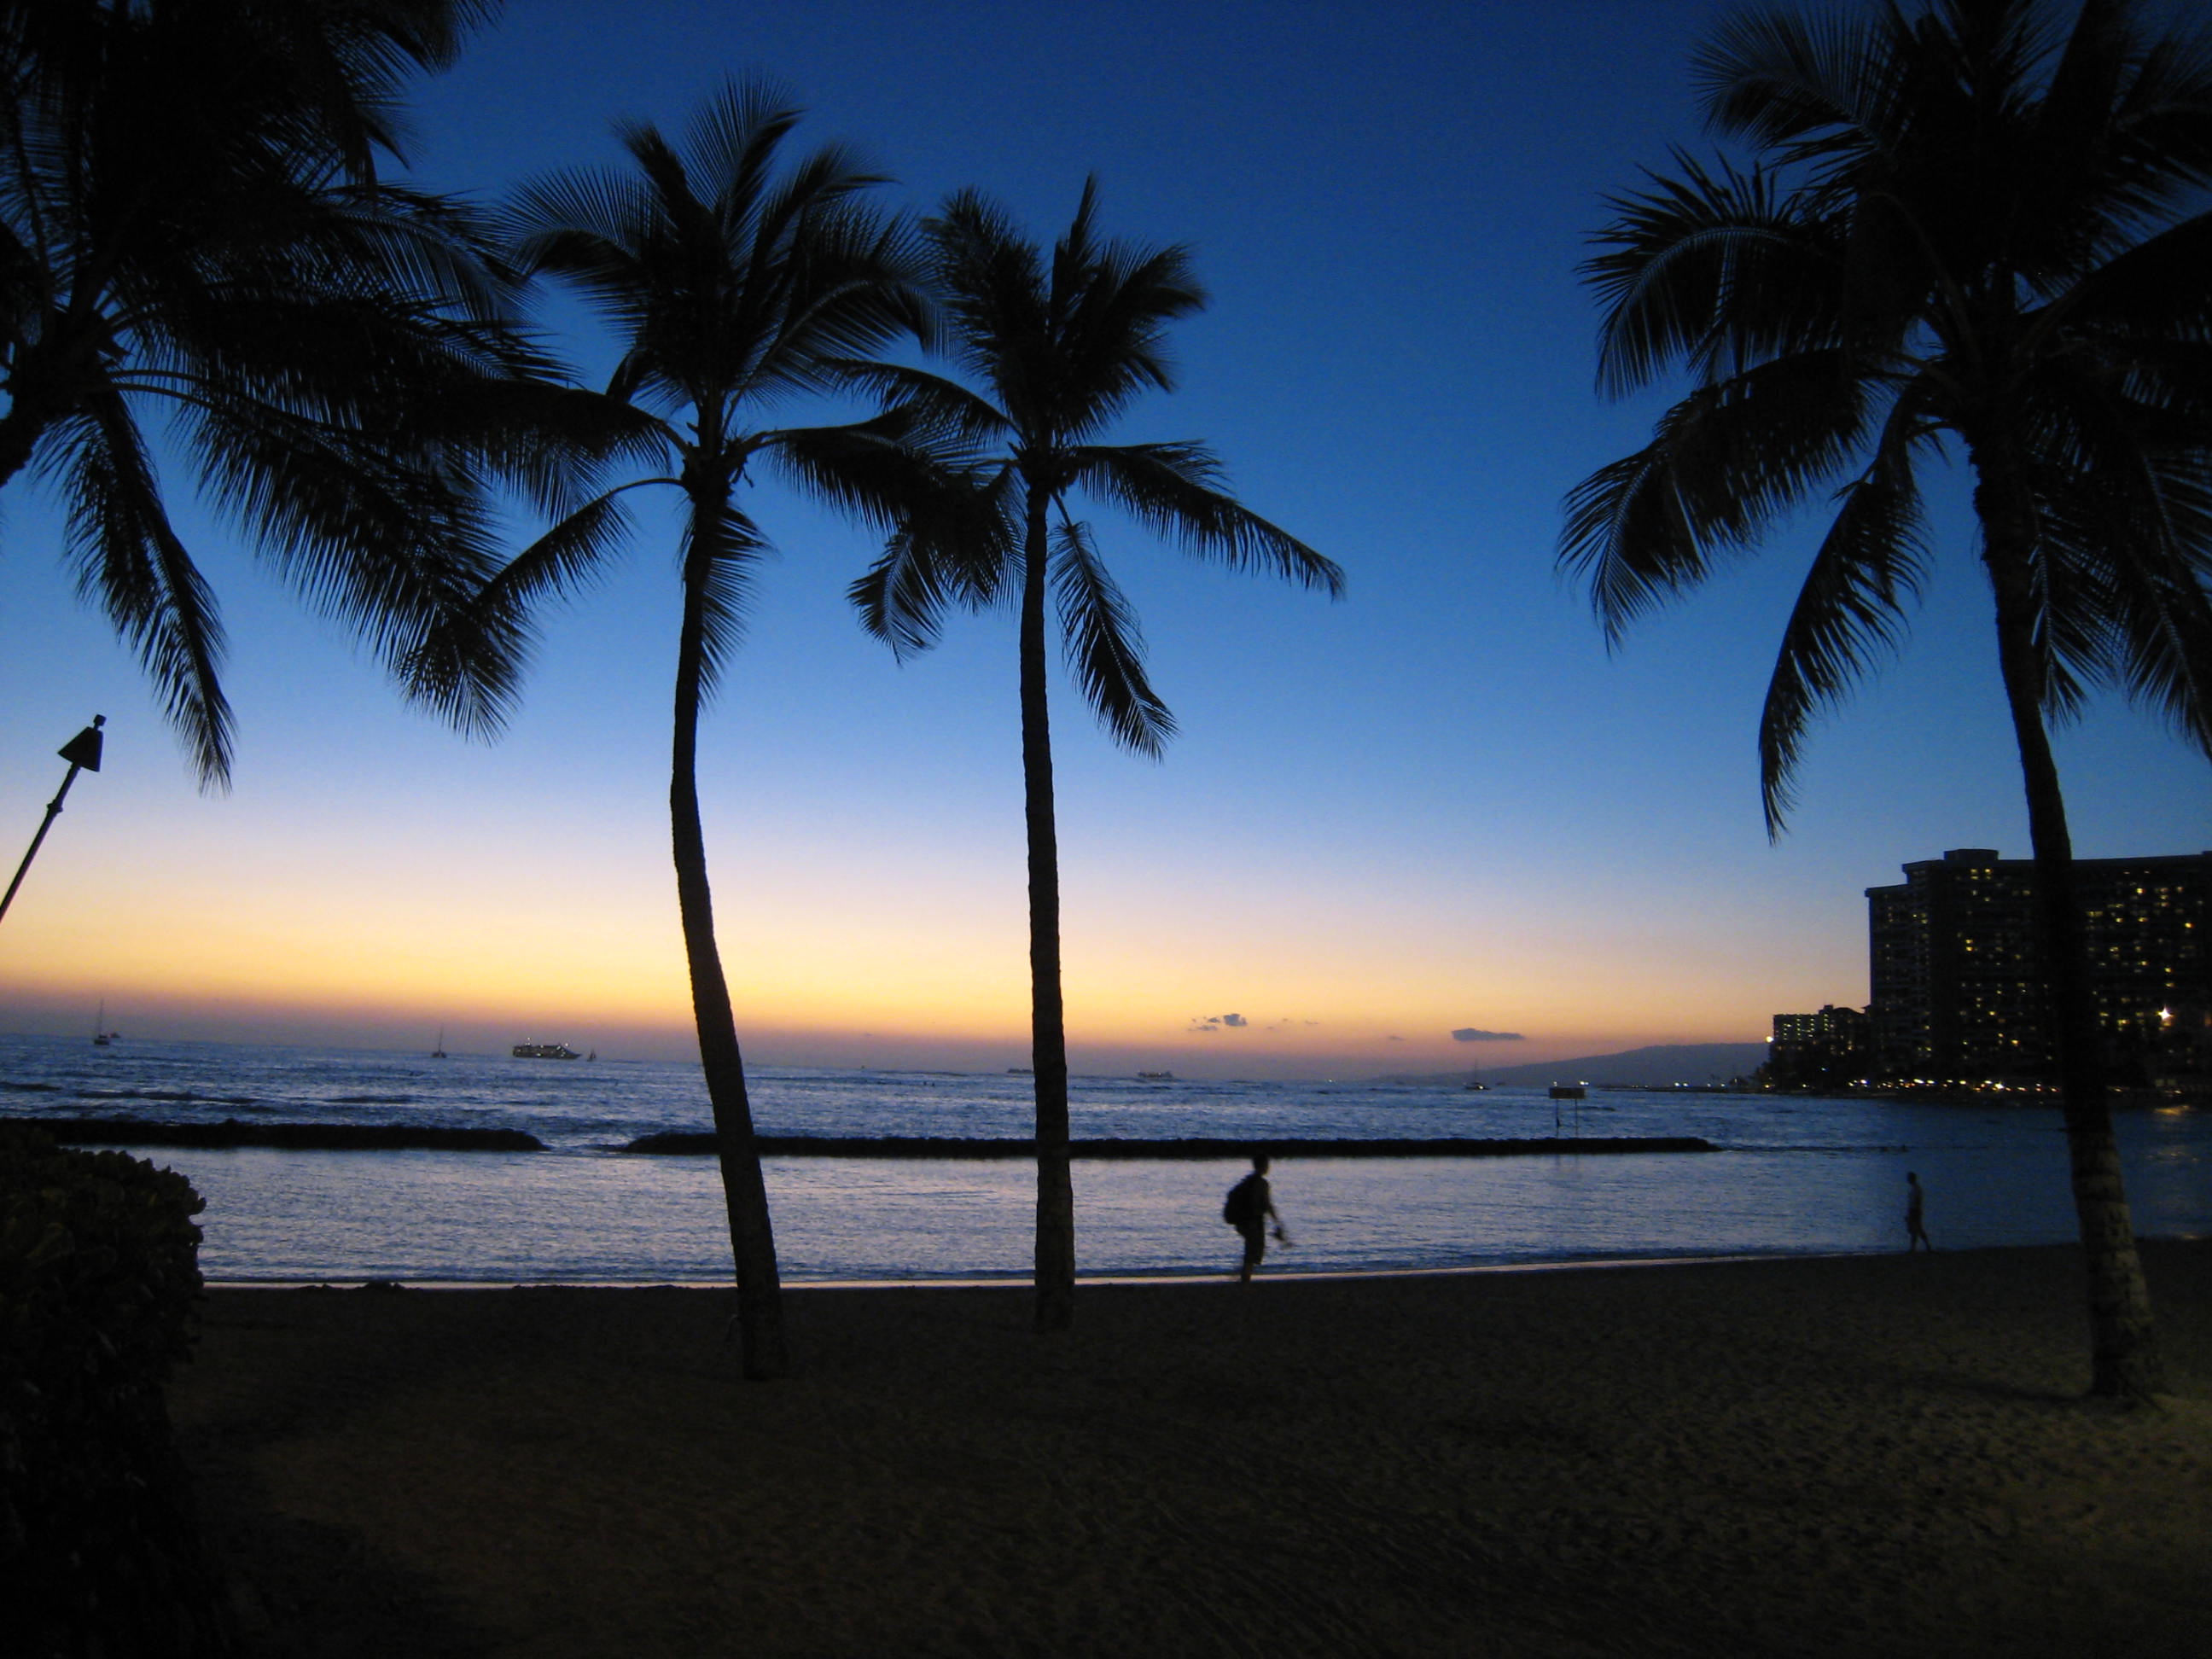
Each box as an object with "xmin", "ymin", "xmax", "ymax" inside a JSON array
[{"xmin": 1223, "ymin": 1173, "xmax": 1261, "ymax": 1228}]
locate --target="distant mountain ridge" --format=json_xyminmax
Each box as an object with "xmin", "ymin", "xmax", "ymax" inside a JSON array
[{"xmin": 1369, "ymin": 1042, "xmax": 1767, "ymax": 1089}]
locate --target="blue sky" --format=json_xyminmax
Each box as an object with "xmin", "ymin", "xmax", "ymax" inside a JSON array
[{"xmin": 2, "ymin": 0, "xmax": 2205, "ymax": 1075}]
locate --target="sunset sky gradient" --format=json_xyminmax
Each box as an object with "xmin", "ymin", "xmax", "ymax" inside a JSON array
[{"xmin": 3, "ymin": 0, "xmax": 2206, "ymax": 1078}]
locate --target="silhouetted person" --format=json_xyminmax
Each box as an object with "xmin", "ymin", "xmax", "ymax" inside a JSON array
[
  {"xmin": 1224, "ymin": 1155, "xmax": 1288, "ymax": 1284},
  {"xmin": 1906, "ymin": 1171, "xmax": 1932, "ymax": 1252}
]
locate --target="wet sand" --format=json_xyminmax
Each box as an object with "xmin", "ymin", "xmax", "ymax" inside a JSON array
[{"xmin": 172, "ymin": 1242, "xmax": 2212, "ymax": 1657}]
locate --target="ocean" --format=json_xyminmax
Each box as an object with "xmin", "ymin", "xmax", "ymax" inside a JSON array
[{"xmin": 3, "ymin": 1033, "xmax": 2207, "ymax": 1284}]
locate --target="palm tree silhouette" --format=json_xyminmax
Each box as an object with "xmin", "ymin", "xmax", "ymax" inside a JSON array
[
  {"xmin": 0, "ymin": 0, "xmax": 548, "ymax": 785},
  {"xmin": 1561, "ymin": 0, "xmax": 2212, "ymax": 1399},
  {"xmin": 853, "ymin": 183, "xmax": 1342, "ymax": 1331},
  {"xmin": 451, "ymin": 84, "xmax": 941, "ymax": 1379}
]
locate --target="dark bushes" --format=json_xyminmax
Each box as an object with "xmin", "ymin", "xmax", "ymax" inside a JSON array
[{"xmin": 0, "ymin": 1125, "xmax": 233, "ymax": 1656}]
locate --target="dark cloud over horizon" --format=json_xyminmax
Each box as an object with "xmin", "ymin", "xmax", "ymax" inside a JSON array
[
  {"xmin": 1452, "ymin": 1027, "xmax": 1525, "ymax": 1043},
  {"xmin": 1189, "ymin": 1013, "xmax": 1249, "ymax": 1033}
]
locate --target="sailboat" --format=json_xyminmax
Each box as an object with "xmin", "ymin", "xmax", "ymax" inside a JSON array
[
  {"xmin": 431, "ymin": 1026, "xmax": 449, "ymax": 1060},
  {"xmin": 92, "ymin": 1000, "xmax": 112, "ymax": 1046}
]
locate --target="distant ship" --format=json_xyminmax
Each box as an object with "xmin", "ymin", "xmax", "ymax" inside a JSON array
[
  {"xmin": 1137, "ymin": 1070, "xmax": 1175, "ymax": 1081},
  {"xmin": 431, "ymin": 1026, "xmax": 448, "ymax": 1060},
  {"xmin": 512, "ymin": 1043, "xmax": 581, "ymax": 1061}
]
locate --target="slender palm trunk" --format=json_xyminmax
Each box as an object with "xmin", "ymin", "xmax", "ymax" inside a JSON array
[
  {"xmin": 1021, "ymin": 486, "xmax": 1075, "ymax": 1332},
  {"xmin": 1973, "ymin": 437, "xmax": 2163, "ymax": 1401},
  {"xmin": 674, "ymin": 491, "xmax": 787, "ymax": 1381}
]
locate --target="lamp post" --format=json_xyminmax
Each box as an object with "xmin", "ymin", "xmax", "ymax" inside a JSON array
[{"xmin": 0, "ymin": 716, "xmax": 106, "ymax": 926}]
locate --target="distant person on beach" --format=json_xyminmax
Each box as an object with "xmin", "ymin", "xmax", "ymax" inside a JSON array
[
  {"xmin": 1224, "ymin": 1155, "xmax": 1289, "ymax": 1284},
  {"xmin": 1905, "ymin": 1171, "xmax": 1932, "ymax": 1252}
]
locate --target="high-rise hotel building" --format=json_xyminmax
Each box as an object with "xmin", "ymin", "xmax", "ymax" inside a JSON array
[{"xmin": 1866, "ymin": 849, "xmax": 2211, "ymax": 1083}]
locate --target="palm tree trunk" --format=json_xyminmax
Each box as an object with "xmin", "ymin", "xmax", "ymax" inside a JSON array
[
  {"xmin": 1974, "ymin": 440, "xmax": 2163, "ymax": 1401},
  {"xmin": 673, "ymin": 504, "xmax": 788, "ymax": 1381},
  {"xmin": 1021, "ymin": 488, "xmax": 1076, "ymax": 1332}
]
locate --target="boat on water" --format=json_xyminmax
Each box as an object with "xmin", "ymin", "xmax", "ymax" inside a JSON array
[
  {"xmin": 91, "ymin": 1000, "xmax": 116, "ymax": 1046},
  {"xmin": 431, "ymin": 1026, "xmax": 448, "ymax": 1060},
  {"xmin": 1137, "ymin": 1070, "xmax": 1175, "ymax": 1081},
  {"xmin": 512, "ymin": 1042, "xmax": 581, "ymax": 1061}
]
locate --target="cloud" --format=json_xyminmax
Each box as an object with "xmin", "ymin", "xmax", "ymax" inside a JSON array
[
  {"xmin": 1187, "ymin": 1013, "xmax": 1249, "ymax": 1033},
  {"xmin": 1452, "ymin": 1027, "xmax": 1525, "ymax": 1043}
]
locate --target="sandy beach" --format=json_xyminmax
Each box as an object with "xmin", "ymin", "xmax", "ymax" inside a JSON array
[{"xmin": 171, "ymin": 1243, "xmax": 2211, "ymax": 1657}]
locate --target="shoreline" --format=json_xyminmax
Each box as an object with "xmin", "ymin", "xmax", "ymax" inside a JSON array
[
  {"xmin": 197, "ymin": 1248, "xmax": 1828, "ymax": 1292},
  {"xmin": 186, "ymin": 1227, "xmax": 2212, "ymax": 1295},
  {"xmin": 173, "ymin": 1241, "xmax": 2211, "ymax": 1656},
  {"xmin": 14, "ymin": 1115, "xmax": 1714, "ymax": 1157}
]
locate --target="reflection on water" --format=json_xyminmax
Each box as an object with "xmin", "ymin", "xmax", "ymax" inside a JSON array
[
  {"xmin": 144, "ymin": 1134, "xmax": 2197, "ymax": 1284},
  {"xmin": 4, "ymin": 1034, "xmax": 2204, "ymax": 1282}
]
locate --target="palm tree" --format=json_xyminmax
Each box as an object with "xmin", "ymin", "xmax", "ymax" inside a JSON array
[
  {"xmin": 1559, "ymin": 0, "xmax": 2212, "ymax": 1400},
  {"xmin": 442, "ymin": 84, "xmax": 942, "ymax": 1380},
  {"xmin": 0, "ymin": 0, "xmax": 550, "ymax": 785},
  {"xmin": 853, "ymin": 183, "xmax": 1342, "ymax": 1331}
]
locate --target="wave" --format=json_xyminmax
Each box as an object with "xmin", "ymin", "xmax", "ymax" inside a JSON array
[
  {"xmin": 329, "ymin": 1094, "xmax": 415, "ymax": 1105},
  {"xmin": 79, "ymin": 1086, "xmax": 261, "ymax": 1108},
  {"xmin": 2, "ymin": 1080, "xmax": 60, "ymax": 1093},
  {"xmin": 1720, "ymin": 1143, "xmax": 1912, "ymax": 1155}
]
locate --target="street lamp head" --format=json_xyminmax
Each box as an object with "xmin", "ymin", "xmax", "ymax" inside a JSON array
[
  {"xmin": 1, "ymin": 716, "xmax": 108, "ymax": 927},
  {"xmin": 58, "ymin": 716, "xmax": 103, "ymax": 773}
]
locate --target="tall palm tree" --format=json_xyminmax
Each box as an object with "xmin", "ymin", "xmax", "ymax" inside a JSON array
[
  {"xmin": 1559, "ymin": 0, "xmax": 2212, "ymax": 1400},
  {"xmin": 853, "ymin": 184, "xmax": 1342, "ymax": 1331},
  {"xmin": 439, "ymin": 84, "xmax": 941, "ymax": 1380},
  {"xmin": 0, "ymin": 0, "xmax": 551, "ymax": 785}
]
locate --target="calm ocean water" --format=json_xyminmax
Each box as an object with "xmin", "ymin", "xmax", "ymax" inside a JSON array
[{"xmin": 3, "ymin": 1033, "xmax": 2207, "ymax": 1283}]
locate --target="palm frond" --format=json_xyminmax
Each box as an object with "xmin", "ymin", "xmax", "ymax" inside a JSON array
[
  {"xmin": 745, "ymin": 203, "xmax": 932, "ymax": 400},
  {"xmin": 1051, "ymin": 516, "xmax": 1176, "ymax": 757},
  {"xmin": 1562, "ymin": 350, "xmax": 1871, "ymax": 643},
  {"xmin": 1050, "ymin": 183, "xmax": 1204, "ymax": 437},
  {"xmin": 1757, "ymin": 403, "xmax": 1934, "ymax": 834},
  {"xmin": 768, "ymin": 406, "xmax": 990, "ymax": 533},
  {"xmin": 405, "ymin": 484, "xmax": 651, "ymax": 735},
  {"xmin": 1071, "ymin": 442, "xmax": 1342, "ymax": 597},
  {"xmin": 2050, "ymin": 210, "xmax": 2212, "ymax": 344},
  {"xmin": 849, "ymin": 536, "xmax": 945, "ymax": 660},
  {"xmin": 1694, "ymin": 0, "xmax": 1891, "ymax": 167},
  {"xmin": 63, "ymin": 400, "xmax": 232, "ymax": 788},
  {"xmin": 1586, "ymin": 152, "xmax": 1846, "ymax": 395},
  {"xmin": 849, "ymin": 461, "xmax": 1017, "ymax": 657},
  {"xmin": 2042, "ymin": 0, "xmax": 2212, "ymax": 240},
  {"xmin": 681, "ymin": 501, "xmax": 769, "ymax": 703},
  {"xmin": 925, "ymin": 189, "xmax": 1054, "ymax": 419},
  {"xmin": 818, "ymin": 358, "xmax": 1013, "ymax": 447},
  {"xmin": 683, "ymin": 79, "xmax": 804, "ymax": 236},
  {"xmin": 2104, "ymin": 526, "xmax": 2212, "ymax": 760},
  {"xmin": 183, "ymin": 389, "xmax": 498, "ymax": 655},
  {"xmin": 2029, "ymin": 387, "xmax": 2212, "ymax": 756}
]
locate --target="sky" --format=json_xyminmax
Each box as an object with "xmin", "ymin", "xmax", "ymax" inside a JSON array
[{"xmin": 2, "ymin": 0, "xmax": 2207, "ymax": 1079}]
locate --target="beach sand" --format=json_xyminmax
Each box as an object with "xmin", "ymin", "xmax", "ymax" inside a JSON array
[{"xmin": 172, "ymin": 1243, "xmax": 2212, "ymax": 1657}]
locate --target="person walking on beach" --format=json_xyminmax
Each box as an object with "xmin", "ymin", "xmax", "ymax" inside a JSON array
[
  {"xmin": 1224, "ymin": 1155, "xmax": 1289, "ymax": 1284},
  {"xmin": 1905, "ymin": 1171, "xmax": 1932, "ymax": 1253}
]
